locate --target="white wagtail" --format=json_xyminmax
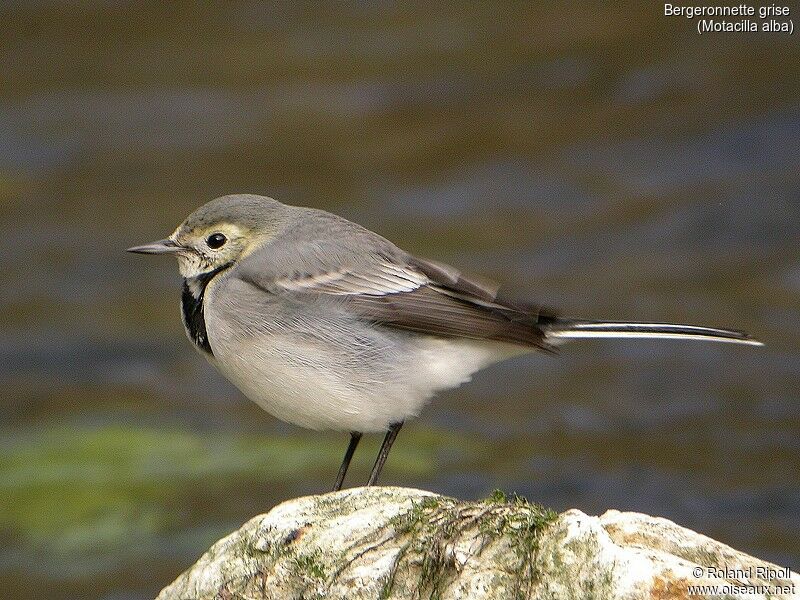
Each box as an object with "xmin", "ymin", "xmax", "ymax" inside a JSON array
[{"xmin": 128, "ymin": 194, "xmax": 762, "ymax": 491}]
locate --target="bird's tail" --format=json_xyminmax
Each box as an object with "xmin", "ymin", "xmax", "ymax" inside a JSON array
[{"xmin": 541, "ymin": 319, "xmax": 763, "ymax": 346}]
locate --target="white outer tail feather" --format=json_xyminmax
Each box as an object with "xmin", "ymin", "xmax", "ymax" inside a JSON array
[{"xmin": 543, "ymin": 321, "xmax": 763, "ymax": 346}]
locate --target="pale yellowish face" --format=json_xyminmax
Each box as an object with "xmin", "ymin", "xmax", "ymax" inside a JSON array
[{"xmin": 170, "ymin": 222, "xmax": 252, "ymax": 278}]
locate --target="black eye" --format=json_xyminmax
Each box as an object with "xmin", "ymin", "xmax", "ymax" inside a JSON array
[{"xmin": 206, "ymin": 233, "xmax": 227, "ymax": 249}]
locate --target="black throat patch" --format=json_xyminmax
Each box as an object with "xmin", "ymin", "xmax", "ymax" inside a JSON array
[{"xmin": 181, "ymin": 263, "xmax": 231, "ymax": 355}]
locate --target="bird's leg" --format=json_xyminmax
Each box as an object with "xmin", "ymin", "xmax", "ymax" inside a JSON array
[
  {"xmin": 332, "ymin": 431, "xmax": 362, "ymax": 492},
  {"xmin": 367, "ymin": 422, "xmax": 403, "ymax": 486}
]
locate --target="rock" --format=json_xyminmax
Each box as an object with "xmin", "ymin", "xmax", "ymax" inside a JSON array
[{"xmin": 156, "ymin": 487, "xmax": 798, "ymax": 600}]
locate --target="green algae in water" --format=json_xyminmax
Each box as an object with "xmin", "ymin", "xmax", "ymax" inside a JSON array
[{"xmin": 0, "ymin": 422, "xmax": 482, "ymax": 564}]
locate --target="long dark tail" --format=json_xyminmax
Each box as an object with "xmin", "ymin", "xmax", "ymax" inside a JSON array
[{"xmin": 542, "ymin": 320, "xmax": 763, "ymax": 346}]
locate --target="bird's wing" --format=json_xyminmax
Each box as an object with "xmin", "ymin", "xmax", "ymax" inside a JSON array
[
  {"xmin": 237, "ymin": 234, "xmax": 556, "ymax": 349},
  {"xmin": 272, "ymin": 260, "xmax": 428, "ymax": 296}
]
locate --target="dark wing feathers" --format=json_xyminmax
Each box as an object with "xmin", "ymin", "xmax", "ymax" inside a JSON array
[
  {"xmin": 407, "ymin": 256, "xmax": 500, "ymax": 303},
  {"xmin": 265, "ymin": 256, "xmax": 556, "ymax": 350},
  {"xmin": 344, "ymin": 285, "xmax": 556, "ymax": 349}
]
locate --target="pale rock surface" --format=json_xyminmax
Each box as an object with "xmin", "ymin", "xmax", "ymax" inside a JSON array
[{"xmin": 157, "ymin": 487, "xmax": 798, "ymax": 600}]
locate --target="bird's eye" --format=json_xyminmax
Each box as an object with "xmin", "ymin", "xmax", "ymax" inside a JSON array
[{"xmin": 206, "ymin": 233, "xmax": 227, "ymax": 249}]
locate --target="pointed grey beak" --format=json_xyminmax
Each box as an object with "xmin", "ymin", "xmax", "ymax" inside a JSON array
[{"xmin": 126, "ymin": 239, "xmax": 182, "ymax": 255}]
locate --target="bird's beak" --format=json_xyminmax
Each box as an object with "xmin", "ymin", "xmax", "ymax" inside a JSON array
[{"xmin": 126, "ymin": 239, "xmax": 183, "ymax": 255}]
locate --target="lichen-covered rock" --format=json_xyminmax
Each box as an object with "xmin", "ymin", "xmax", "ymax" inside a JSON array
[{"xmin": 156, "ymin": 487, "xmax": 798, "ymax": 600}]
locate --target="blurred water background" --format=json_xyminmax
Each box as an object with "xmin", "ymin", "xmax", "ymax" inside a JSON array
[{"xmin": 1, "ymin": 3, "xmax": 798, "ymax": 598}]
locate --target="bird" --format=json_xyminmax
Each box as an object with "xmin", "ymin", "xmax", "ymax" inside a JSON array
[{"xmin": 128, "ymin": 194, "xmax": 762, "ymax": 491}]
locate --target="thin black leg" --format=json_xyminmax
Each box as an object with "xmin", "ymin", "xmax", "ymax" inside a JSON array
[
  {"xmin": 333, "ymin": 431, "xmax": 362, "ymax": 492},
  {"xmin": 367, "ymin": 422, "xmax": 403, "ymax": 486}
]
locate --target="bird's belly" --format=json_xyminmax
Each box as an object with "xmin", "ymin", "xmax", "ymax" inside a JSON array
[
  {"xmin": 207, "ymin": 334, "xmax": 392, "ymax": 431},
  {"xmin": 206, "ymin": 325, "xmax": 523, "ymax": 433}
]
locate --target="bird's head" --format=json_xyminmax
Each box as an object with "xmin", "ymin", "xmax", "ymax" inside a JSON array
[{"xmin": 127, "ymin": 194, "xmax": 286, "ymax": 278}]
